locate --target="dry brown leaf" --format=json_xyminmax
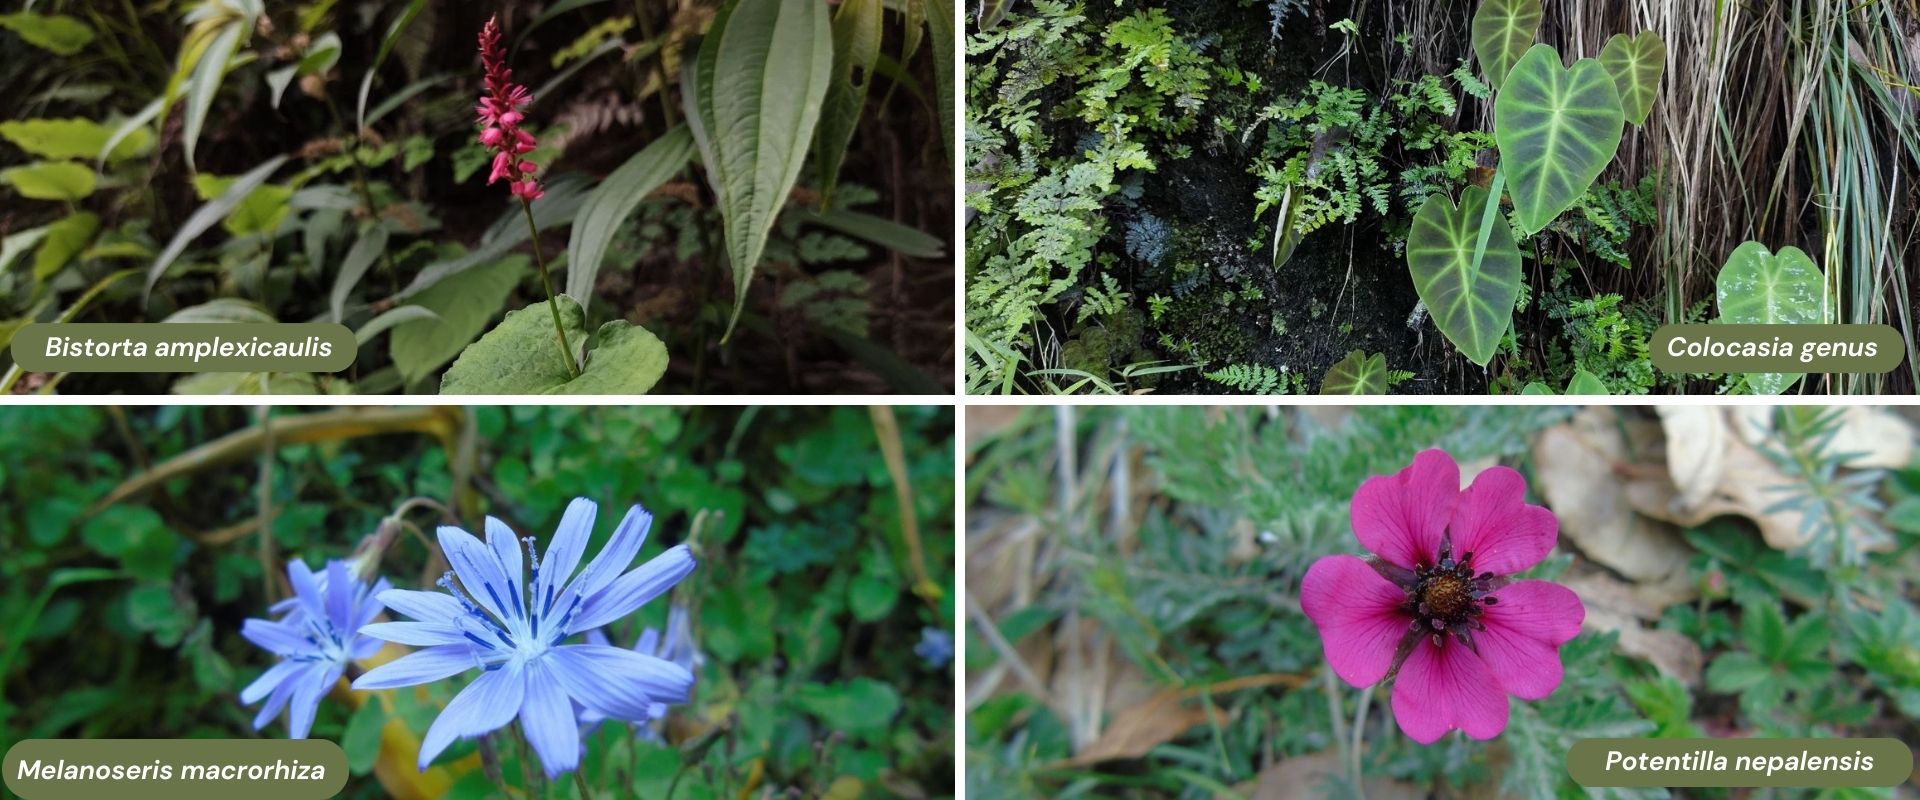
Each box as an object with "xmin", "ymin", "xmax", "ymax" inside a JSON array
[
  {"xmin": 1657, "ymin": 406, "xmax": 1729, "ymax": 509},
  {"xmin": 1563, "ymin": 569, "xmax": 1704, "ymax": 685},
  {"xmin": 1531, "ymin": 407, "xmax": 1695, "ymax": 589},
  {"xmin": 1059, "ymin": 689, "xmax": 1213, "ymax": 768},
  {"xmin": 1247, "ymin": 750, "xmax": 1425, "ymax": 800}
]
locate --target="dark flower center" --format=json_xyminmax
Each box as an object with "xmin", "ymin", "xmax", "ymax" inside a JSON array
[{"xmin": 1407, "ymin": 544, "xmax": 1499, "ymax": 648}]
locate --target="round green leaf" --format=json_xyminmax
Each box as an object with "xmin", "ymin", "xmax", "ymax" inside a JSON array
[
  {"xmin": 1599, "ymin": 32, "xmax": 1666, "ymax": 126},
  {"xmin": 1716, "ymin": 241, "xmax": 1823, "ymax": 395},
  {"xmin": 1319, "ymin": 350, "xmax": 1389, "ymax": 394},
  {"xmin": 1494, "ymin": 45, "xmax": 1625, "ymax": 235},
  {"xmin": 441, "ymin": 294, "xmax": 669, "ymax": 395},
  {"xmin": 1406, "ymin": 185, "xmax": 1522, "ymax": 366},
  {"xmin": 1565, "ymin": 368, "xmax": 1609, "ymax": 395},
  {"xmin": 1, "ymin": 161, "xmax": 97, "ymax": 201},
  {"xmin": 1471, "ymin": 0, "xmax": 1542, "ymax": 89}
]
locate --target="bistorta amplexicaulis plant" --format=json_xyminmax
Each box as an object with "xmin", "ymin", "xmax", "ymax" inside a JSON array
[
  {"xmin": 352, "ymin": 498, "xmax": 697, "ymax": 777},
  {"xmin": 1300, "ymin": 448, "xmax": 1584, "ymax": 743},
  {"xmin": 476, "ymin": 14, "xmax": 577, "ymax": 379},
  {"xmin": 240, "ymin": 559, "xmax": 390, "ymax": 739}
]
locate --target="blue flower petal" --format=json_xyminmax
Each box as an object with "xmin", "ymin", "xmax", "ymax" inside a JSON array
[
  {"xmin": 353, "ymin": 644, "xmax": 481, "ymax": 690},
  {"xmin": 352, "ymin": 578, "xmax": 392, "ymax": 631},
  {"xmin": 418, "ymin": 660, "xmax": 526, "ymax": 771},
  {"xmin": 535, "ymin": 498, "xmax": 598, "ymax": 609},
  {"xmin": 286, "ymin": 559, "xmax": 328, "ymax": 622},
  {"xmin": 240, "ymin": 659, "xmax": 304, "ymax": 705},
  {"xmin": 287, "ymin": 663, "xmax": 343, "ymax": 740},
  {"xmin": 568, "ymin": 545, "xmax": 695, "ymax": 634},
  {"xmin": 485, "ymin": 517, "xmax": 525, "ymax": 610},
  {"xmin": 324, "ymin": 560, "xmax": 354, "ymax": 634},
  {"xmin": 635, "ymin": 627, "xmax": 661, "ymax": 656},
  {"xmin": 379, "ymin": 588, "xmax": 463, "ymax": 622},
  {"xmin": 361, "ymin": 621, "xmax": 469, "ymax": 647},
  {"xmin": 240, "ymin": 618, "xmax": 310, "ymax": 656},
  {"xmin": 547, "ymin": 644, "xmax": 693, "ymax": 720},
  {"xmin": 252, "ymin": 675, "xmax": 299, "ymax": 731},
  {"xmin": 438, "ymin": 524, "xmax": 516, "ymax": 620},
  {"xmin": 571, "ymin": 505, "xmax": 652, "ymax": 601},
  {"xmin": 519, "ymin": 659, "xmax": 580, "ymax": 777}
]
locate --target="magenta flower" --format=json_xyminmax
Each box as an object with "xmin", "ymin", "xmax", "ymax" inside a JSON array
[
  {"xmin": 476, "ymin": 15, "xmax": 542, "ymax": 201},
  {"xmin": 1299, "ymin": 449, "xmax": 1584, "ymax": 744}
]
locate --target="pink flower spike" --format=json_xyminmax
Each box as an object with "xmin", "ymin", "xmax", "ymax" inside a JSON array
[
  {"xmin": 479, "ymin": 127, "xmax": 504, "ymax": 147},
  {"xmin": 1298, "ymin": 448, "xmax": 1584, "ymax": 745},
  {"xmin": 487, "ymin": 152, "xmax": 514, "ymax": 185}
]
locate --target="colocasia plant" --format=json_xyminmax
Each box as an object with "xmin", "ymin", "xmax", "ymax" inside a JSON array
[
  {"xmin": 1301, "ymin": 449, "xmax": 1584, "ymax": 745},
  {"xmin": 236, "ymin": 496, "xmax": 697, "ymax": 788}
]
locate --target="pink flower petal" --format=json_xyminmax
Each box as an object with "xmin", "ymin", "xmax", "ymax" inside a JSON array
[
  {"xmin": 1473, "ymin": 580, "xmax": 1584, "ymax": 700},
  {"xmin": 1449, "ymin": 466, "xmax": 1557, "ymax": 575},
  {"xmin": 1300, "ymin": 555, "xmax": 1411, "ymax": 688},
  {"xmin": 1350, "ymin": 449, "xmax": 1458, "ymax": 569},
  {"xmin": 1390, "ymin": 638, "xmax": 1508, "ymax": 743},
  {"xmin": 487, "ymin": 152, "xmax": 513, "ymax": 185}
]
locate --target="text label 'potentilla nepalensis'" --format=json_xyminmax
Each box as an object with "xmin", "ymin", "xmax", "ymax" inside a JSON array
[{"xmin": 1300, "ymin": 448, "xmax": 1585, "ymax": 743}]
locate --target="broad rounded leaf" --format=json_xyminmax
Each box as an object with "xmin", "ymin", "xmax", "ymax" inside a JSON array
[
  {"xmin": 2, "ymin": 161, "xmax": 96, "ymax": 201},
  {"xmin": 1716, "ymin": 242, "xmax": 1823, "ymax": 395},
  {"xmin": 1471, "ymin": 0, "xmax": 1542, "ymax": 89},
  {"xmin": 1494, "ymin": 45, "xmax": 1625, "ymax": 235},
  {"xmin": 1565, "ymin": 368, "xmax": 1609, "ymax": 395},
  {"xmin": 1320, "ymin": 350, "xmax": 1389, "ymax": 394},
  {"xmin": 683, "ymin": 0, "xmax": 834, "ymax": 340},
  {"xmin": 1407, "ymin": 185, "xmax": 1522, "ymax": 366},
  {"xmin": 566, "ymin": 126, "xmax": 695, "ymax": 310},
  {"xmin": 441, "ymin": 294, "xmax": 667, "ymax": 395},
  {"xmin": 0, "ymin": 12, "xmax": 94, "ymax": 55},
  {"xmin": 390, "ymin": 255, "xmax": 527, "ymax": 384},
  {"xmin": 1599, "ymin": 32, "xmax": 1666, "ymax": 126}
]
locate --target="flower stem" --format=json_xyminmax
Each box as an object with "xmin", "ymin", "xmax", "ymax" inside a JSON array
[
  {"xmin": 1349, "ymin": 682, "xmax": 1374, "ymax": 800},
  {"xmin": 573, "ymin": 767, "xmax": 591, "ymax": 799},
  {"xmin": 519, "ymin": 197, "xmax": 579, "ymax": 379},
  {"xmin": 321, "ymin": 92, "xmax": 399, "ymax": 290},
  {"xmin": 663, "ymin": 761, "xmax": 690, "ymax": 800}
]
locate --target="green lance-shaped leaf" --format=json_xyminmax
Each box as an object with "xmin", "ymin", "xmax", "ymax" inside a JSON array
[
  {"xmin": 0, "ymin": 11, "xmax": 94, "ymax": 55},
  {"xmin": 1407, "ymin": 185, "xmax": 1523, "ymax": 366},
  {"xmin": 144, "ymin": 154, "xmax": 289, "ymax": 302},
  {"xmin": 0, "ymin": 161, "xmax": 96, "ymax": 201},
  {"xmin": 1599, "ymin": 32, "xmax": 1666, "ymax": 127},
  {"xmin": 683, "ymin": 0, "xmax": 834, "ymax": 342},
  {"xmin": 565, "ymin": 126, "xmax": 695, "ymax": 311},
  {"xmin": 1494, "ymin": 45, "xmax": 1625, "ymax": 235},
  {"xmin": 1716, "ymin": 242, "xmax": 1823, "ymax": 395},
  {"xmin": 1319, "ymin": 350, "xmax": 1389, "ymax": 394},
  {"xmin": 1471, "ymin": 0, "xmax": 1542, "ymax": 89},
  {"xmin": 927, "ymin": 0, "xmax": 955, "ymax": 167},
  {"xmin": 815, "ymin": 0, "xmax": 882, "ymax": 205}
]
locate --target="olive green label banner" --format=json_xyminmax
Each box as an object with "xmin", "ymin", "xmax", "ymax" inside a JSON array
[
  {"xmin": 1650, "ymin": 324, "xmax": 1906, "ymax": 374},
  {"xmin": 10, "ymin": 323, "xmax": 355, "ymax": 373},
  {"xmin": 3, "ymin": 739, "xmax": 347, "ymax": 799},
  {"xmin": 1567, "ymin": 738, "xmax": 1912, "ymax": 787}
]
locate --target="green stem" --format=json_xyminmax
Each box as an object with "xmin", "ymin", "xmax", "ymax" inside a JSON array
[
  {"xmin": 520, "ymin": 198, "xmax": 580, "ymax": 379},
  {"xmin": 573, "ymin": 767, "xmax": 591, "ymax": 799},
  {"xmin": 322, "ymin": 92, "xmax": 399, "ymax": 290},
  {"xmin": 664, "ymin": 761, "xmax": 690, "ymax": 800}
]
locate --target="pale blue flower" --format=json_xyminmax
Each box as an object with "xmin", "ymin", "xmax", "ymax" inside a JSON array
[
  {"xmin": 351, "ymin": 498, "xmax": 697, "ymax": 777},
  {"xmin": 915, "ymin": 627, "xmax": 952, "ymax": 669},
  {"xmin": 240, "ymin": 559, "xmax": 389, "ymax": 739},
  {"xmin": 580, "ymin": 604, "xmax": 702, "ymax": 741}
]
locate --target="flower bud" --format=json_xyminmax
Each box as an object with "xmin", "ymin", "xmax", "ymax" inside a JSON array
[{"xmin": 479, "ymin": 127, "xmax": 504, "ymax": 147}]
